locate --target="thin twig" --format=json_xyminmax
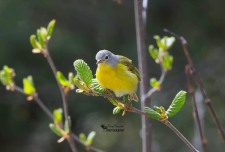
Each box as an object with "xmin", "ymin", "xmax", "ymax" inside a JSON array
[
  {"xmin": 14, "ymin": 85, "xmax": 53, "ymax": 119},
  {"xmin": 164, "ymin": 29, "xmax": 225, "ymax": 143},
  {"xmin": 144, "ymin": 65, "xmax": 167, "ymax": 101},
  {"xmin": 134, "ymin": 0, "xmax": 151, "ymax": 151},
  {"xmin": 44, "ymin": 47, "xmax": 77, "ymax": 152},
  {"xmin": 185, "ymin": 65, "xmax": 208, "ymax": 152},
  {"xmin": 164, "ymin": 120, "xmax": 199, "ymax": 152},
  {"xmin": 14, "ymin": 85, "xmax": 104, "ymax": 152}
]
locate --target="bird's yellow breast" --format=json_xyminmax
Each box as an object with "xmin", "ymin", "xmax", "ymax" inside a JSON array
[{"xmin": 96, "ymin": 62, "xmax": 138, "ymax": 97}]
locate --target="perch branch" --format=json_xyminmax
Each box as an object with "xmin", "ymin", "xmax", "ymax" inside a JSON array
[{"xmin": 88, "ymin": 89, "xmax": 198, "ymax": 152}]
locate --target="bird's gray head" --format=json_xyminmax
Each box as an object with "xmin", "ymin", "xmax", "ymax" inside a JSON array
[{"xmin": 95, "ymin": 50, "xmax": 118, "ymax": 67}]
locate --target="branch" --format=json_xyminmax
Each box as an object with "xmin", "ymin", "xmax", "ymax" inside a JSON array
[
  {"xmin": 164, "ymin": 120, "xmax": 199, "ymax": 152},
  {"xmin": 144, "ymin": 65, "xmax": 167, "ymax": 101},
  {"xmin": 185, "ymin": 66, "xmax": 208, "ymax": 152},
  {"xmin": 164, "ymin": 29, "xmax": 225, "ymax": 143},
  {"xmin": 86, "ymin": 89, "xmax": 199, "ymax": 152},
  {"xmin": 14, "ymin": 85, "xmax": 104, "ymax": 152},
  {"xmin": 134, "ymin": 0, "xmax": 151, "ymax": 151},
  {"xmin": 44, "ymin": 46, "xmax": 77, "ymax": 152},
  {"xmin": 14, "ymin": 85, "xmax": 53, "ymax": 119}
]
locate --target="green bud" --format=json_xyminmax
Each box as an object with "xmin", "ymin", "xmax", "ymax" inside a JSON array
[
  {"xmin": 86, "ymin": 131, "xmax": 96, "ymax": 145},
  {"xmin": 56, "ymin": 71, "xmax": 71, "ymax": 88},
  {"xmin": 113, "ymin": 106, "xmax": 122, "ymax": 115},
  {"xmin": 149, "ymin": 45, "xmax": 158, "ymax": 60},
  {"xmin": 144, "ymin": 107, "xmax": 161, "ymax": 120},
  {"xmin": 23, "ymin": 76, "xmax": 36, "ymax": 95},
  {"xmin": 30, "ymin": 35, "xmax": 42, "ymax": 49},
  {"xmin": 47, "ymin": 19, "xmax": 56, "ymax": 39},
  {"xmin": 0, "ymin": 66, "xmax": 15, "ymax": 88},
  {"xmin": 150, "ymin": 78, "xmax": 160, "ymax": 90},
  {"xmin": 64, "ymin": 120, "xmax": 70, "ymax": 134},
  {"xmin": 79, "ymin": 133, "xmax": 87, "ymax": 142},
  {"xmin": 162, "ymin": 53, "xmax": 173, "ymax": 70},
  {"xmin": 49, "ymin": 123, "xmax": 63, "ymax": 136},
  {"xmin": 53, "ymin": 108, "xmax": 63, "ymax": 125},
  {"xmin": 37, "ymin": 27, "xmax": 47, "ymax": 47}
]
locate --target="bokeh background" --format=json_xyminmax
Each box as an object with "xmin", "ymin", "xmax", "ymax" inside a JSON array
[{"xmin": 1, "ymin": 0, "xmax": 225, "ymax": 151}]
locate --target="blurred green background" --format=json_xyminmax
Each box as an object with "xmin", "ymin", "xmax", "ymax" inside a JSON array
[{"xmin": 1, "ymin": 0, "xmax": 225, "ymax": 151}]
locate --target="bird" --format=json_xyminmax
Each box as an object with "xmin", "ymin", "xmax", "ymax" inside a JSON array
[{"xmin": 95, "ymin": 50, "xmax": 140, "ymax": 101}]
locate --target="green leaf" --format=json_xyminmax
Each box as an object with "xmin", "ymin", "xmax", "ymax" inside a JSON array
[
  {"xmin": 0, "ymin": 66, "xmax": 14, "ymax": 86},
  {"xmin": 68, "ymin": 72, "xmax": 74, "ymax": 84},
  {"xmin": 144, "ymin": 107, "xmax": 161, "ymax": 120},
  {"xmin": 47, "ymin": 19, "xmax": 56, "ymax": 39},
  {"xmin": 23, "ymin": 76, "xmax": 36, "ymax": 95},
  {"xmin": 162, "ymin": 53, "xmax": 173, "ymax": 70},
  {"xmin": 56, "ymin": 71, "xmax": 71, "ymax": 87},
  {"xmin": 86, "ymin": 131, "xmax": 96, "ymax": 145},
  {"xmin": 74, "ymin": 59, "xmax": 93, "ymax": 87},
  {"xmin": 150, "ymin": 78, "xmax": 160, "ymax": 89},
  {"xmin": 49, "ymin": 123, "xmax": 63, "ymax": 136},
  {"xmin": 166, "ymin": 90, "xmax": 187, "ymax": 118},
  {"xmin": 123, "ymin": 95, "xmax": 129, "ymax": 104},
  {"xmin": 37, "ymin": 27, "xmax": 47, "ymax": 47},
  {"xmin": 162, "ymin": 36, "xmax": 175, "ymax": 50},
  {"xmin": 30, "ymin": 35, "xmax": 42, "ymax": 49},
  {"xmin": 149, "ymin": 45, "xmax": 158, "ymax": 59},
  {"xmin": 107, "ymin": 98, "xmax": 119, "ymax": 106},
  {"xmin": 79, "ymin": 133, "xmax": 87, "ymax": 142},
  {"xmin": 53, "ymin": 108, "xmax": 63, "ymax": 125},
  {"xmin": 154, "ymin": 35, "xmax": 164, "ymax": 50},
  {"xmin": 91, "ymin": 79, "xmax": 105, "ymax": 94},
  {"xmin": 64, "ymin": 120, "xmax": 70, "ymax": 134},
  {"xmin": 113, "ymin": 107, "xmax": 122, "ymax": 115}
]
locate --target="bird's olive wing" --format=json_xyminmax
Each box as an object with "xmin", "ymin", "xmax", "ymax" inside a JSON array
[{"xmin": 117, "ymin": 55, "xmax": 141, "ymax": 81}]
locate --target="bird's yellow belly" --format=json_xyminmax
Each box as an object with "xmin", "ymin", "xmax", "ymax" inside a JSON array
[{"xmin": 96, "ymin": 63, "xmax": 138, "ymax": 97}]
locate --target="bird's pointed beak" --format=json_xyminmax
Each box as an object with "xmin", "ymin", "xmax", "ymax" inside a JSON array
[{"xmin": 96, "ymin": 60, "xmax": 103, "ymax": 64}]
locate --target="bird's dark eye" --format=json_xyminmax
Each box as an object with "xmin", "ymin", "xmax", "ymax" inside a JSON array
[{"xmin": 105, "ymin": 55, "xmax": 109, "ymax": 60}]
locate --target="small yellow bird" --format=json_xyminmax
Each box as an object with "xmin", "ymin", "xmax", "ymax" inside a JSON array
[{"xmin": 95, "ymin": 50, "xmax": 140, "ymax": 101}]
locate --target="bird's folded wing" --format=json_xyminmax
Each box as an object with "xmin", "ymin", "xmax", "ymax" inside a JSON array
[{"xmin": 117, "ymin": 55, "xmax": 141, "ymax": 81}]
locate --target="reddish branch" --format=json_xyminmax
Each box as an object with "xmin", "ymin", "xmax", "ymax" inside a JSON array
[
  {"xmin": 164, "ymin": 29, "xmax": 225, "ymax": 143},
  {"xmin": 185, "ymin": 66, "xmax": 208, "ymax": 152}
]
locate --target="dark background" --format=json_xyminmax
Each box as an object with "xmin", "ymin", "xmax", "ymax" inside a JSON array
[{"xmin": 0, "ymin": 0, "xmax": 225, "ymax": 151}]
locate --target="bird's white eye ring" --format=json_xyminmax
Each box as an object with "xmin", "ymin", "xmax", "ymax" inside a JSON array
[{"xmin": 105, "ymin": 55, "xmax": 109, "ymax": 60}]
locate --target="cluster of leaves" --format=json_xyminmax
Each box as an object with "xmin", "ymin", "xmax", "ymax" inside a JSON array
[
  {"xmin": 56, "ymin": 71, "xmax": 75, "ymax": 93},
  {"xmin": 30, "ymin": 20, "xmax": 55, "ymax": 56},
  {"xmin": 79, "ymin": 131, "xmax": 96, "ymax": 146},
  {"xmin": 145, "ymin": 91, "xmax": 187, "ymax": 121},
  {"xmin": 0, "ymin": 66, "xmax": 36, "ymax": 100},
  {"xmin": 149, "ymin": 36, "xmax": 175, "ymax": 90},
  {"xmin": 49, "ymin": 108, "xmax": 71, "ymax": 143},
  {"xmin": 0, "ymin": 66, "xmax": 15, "ymax": 90}
]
